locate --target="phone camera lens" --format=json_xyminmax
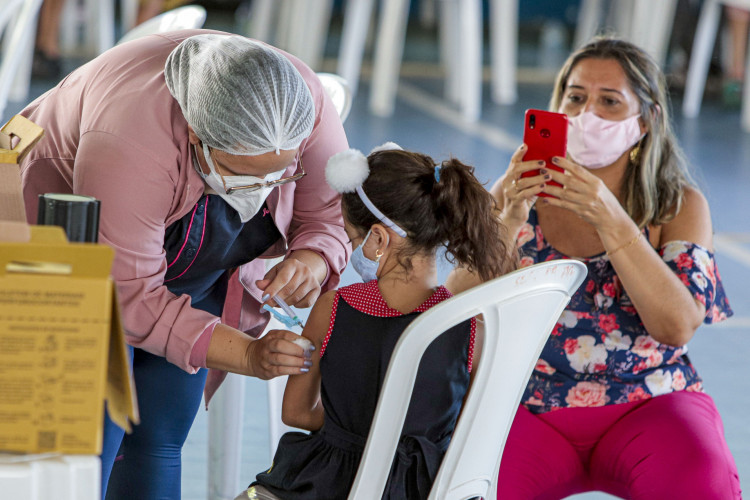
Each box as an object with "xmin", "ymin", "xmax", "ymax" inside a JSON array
[{"xmin": 529, "ymin": 114, "xmax": 536, "ymax": 129}]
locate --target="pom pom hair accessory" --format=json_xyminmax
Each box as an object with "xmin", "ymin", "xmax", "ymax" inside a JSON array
[
  {"xmin": 326, "ymin": 146, "xmax": 407, "ymax": 237},
  {"xmin": 369, "ymin": 141, "xmax": 403, "ymax": 154}
]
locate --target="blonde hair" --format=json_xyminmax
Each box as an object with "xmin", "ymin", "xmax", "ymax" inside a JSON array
[{"xmin": 550, "ymin": 37, "xmax": 695, "ymax": 228}]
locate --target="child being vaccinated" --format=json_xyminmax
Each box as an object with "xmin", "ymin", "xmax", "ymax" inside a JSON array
[{"xmin": 235, "ymin": 144, "xmax": 515, "ymax": 500}]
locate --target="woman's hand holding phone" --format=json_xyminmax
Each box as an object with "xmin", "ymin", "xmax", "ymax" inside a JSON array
[
  {"xmin": 538, "ymin": 155, "xmax": 627, "ymax": 231},
  {"xmin": 489, "ymin": 144, "xmax": 550, "ymax": 235}
]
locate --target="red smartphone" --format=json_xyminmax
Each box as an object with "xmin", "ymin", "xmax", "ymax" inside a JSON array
[{"xmin": 520, "ymin": 109, "xmax": 568, "ymax": 198}]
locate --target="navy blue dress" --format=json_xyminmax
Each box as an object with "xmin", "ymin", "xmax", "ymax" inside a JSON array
[{"xmin": 253, "ymin": 280, "xmax": 476, "ymax": 500}]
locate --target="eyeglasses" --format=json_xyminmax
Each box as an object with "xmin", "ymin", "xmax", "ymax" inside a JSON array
[{"xmin": 209, "ymin": 148, "xmax": 306, "ymax": 195}]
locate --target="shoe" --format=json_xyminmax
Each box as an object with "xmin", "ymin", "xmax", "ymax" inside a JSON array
[
  {"xmin": 32, "ymin": 49, "xmax": 62, "ymax": 80},
  {"xmin": 722, "ymin": 79, "xmax": 743, "ymax": 110}
]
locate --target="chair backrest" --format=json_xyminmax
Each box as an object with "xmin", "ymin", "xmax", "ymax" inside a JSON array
[
  {"xmin": 348, "ymin": 259, "xmax": 587, "ymax": 500},
  {"xmin": 116, "ymin": 5, "xmax": 207, "ymax": 46},
  {"xmin": 316, "ymin": 72, "xmax": 353, "ymax": 123},
  {"xmin": 0, "ymin": 0, "xmax": 44, "ymax": 121}
]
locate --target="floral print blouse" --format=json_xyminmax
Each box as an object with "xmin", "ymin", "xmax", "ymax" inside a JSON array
[{"xmin": 519, "ymin": 207, "xmax": 733, "ymax": 414}]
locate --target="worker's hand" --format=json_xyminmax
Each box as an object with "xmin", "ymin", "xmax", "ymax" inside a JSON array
[
  {"xmin": 245, "ymin": 329, "xmax": 315, "ymax": 380},
  {"xmin": 256, "ymin": 254, "xmax": 323, "ymax": 308}
]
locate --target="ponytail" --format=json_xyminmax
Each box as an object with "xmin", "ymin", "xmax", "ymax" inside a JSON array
[{"xmin": 430, "ymin": 158, "xmax": 517, "ymax": 280}]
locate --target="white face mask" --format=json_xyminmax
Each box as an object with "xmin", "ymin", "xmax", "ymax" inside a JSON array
[
  {"xmin": 567, "ymin": 111, "xmax": 644, "ymax": 169},
  {"xmin": 195, "ymin": 143, "xmax": 284, "ymax": 223},
  {"xmin": 350, "ymin": 229, "xmax": 382, "ymax": 282}
]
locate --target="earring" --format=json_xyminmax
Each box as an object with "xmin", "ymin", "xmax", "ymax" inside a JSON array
[
  {"xmin": 375, "ymin": 249, "xmax": 384, "ymax": 262},
  {"xmin": 629, "ymin": 142, "xmax": 641, "ymax": 164}
]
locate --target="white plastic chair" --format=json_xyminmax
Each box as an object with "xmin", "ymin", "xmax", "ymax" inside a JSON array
[
  {"xmin": 0, "ymin": 454, "xmax": 100, "ymax": 500},
  {"xmin": 116, "ymin": 5, "xmax": 207, "ymax": 46},
  {"xmin": 59, "ymin": 0, "xmax": 200, "ymax": 58},
  {"xmin": 242, "ymin": 0, "xmax": 516, "ymax": 122},
  {"xmin": 573, "ymin": 0, "xmax": 677, "ymax": 65},
  {"xmin": 348, "ymin": 259, "xmax": 587, "ymax": 500},
  {"xmin": 206, "ymin": 72, "xmax": 353, "ymax": 500},
  {"xmin": 59, "ymin": 0, "xmax": 118, "ymax": 58},
  {"xmin": 316, "ymin": 72, "xmax": 353, "ymax": 123},
  {"xmin": 0, "ymin": 0, "xmax": 44, "ymax": 122},
  {"xmin": 243, "ymin": 0, "xmax": 334, "ymax": 71},
  {"xmin": 338, "ymin": 0, "xmax": 518, "ymax": 122},
  {"xmin": 683, "ymin": 0, "xmax": 750, "ymax": 132}
]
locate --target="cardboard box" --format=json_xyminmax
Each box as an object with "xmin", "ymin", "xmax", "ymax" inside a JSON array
[{"xmin": 0, "ymin": 116, "xmax": 138, "ymax": 455}]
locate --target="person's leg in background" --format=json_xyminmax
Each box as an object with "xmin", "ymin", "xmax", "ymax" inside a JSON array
[
  {"xmin": 135, "ymin": 0, "xmax": 165, "ymax": 26},
  {"xmin": 104, "ymin": 348, "xmax": 208, "ymax": 500},
  {"xmin": 589, "ymin": 391, "xmax": 742, "ymax": 499},
  {"xmin": 724, "ymin": 6, "xmax": 750, "ymax": 108},
  {"xmin": 33, "ymin": 0, "xmax": 67, "ymax": 79}
]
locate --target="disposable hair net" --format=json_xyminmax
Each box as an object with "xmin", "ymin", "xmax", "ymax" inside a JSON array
[{"xmin": 164, "ymin": 34, "xmax": 314, "ymax": 155}]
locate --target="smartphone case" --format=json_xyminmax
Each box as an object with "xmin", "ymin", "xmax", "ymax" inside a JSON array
[{"xmin": 521, "ymin": 109, "xmax": 568, "ymax": 197}]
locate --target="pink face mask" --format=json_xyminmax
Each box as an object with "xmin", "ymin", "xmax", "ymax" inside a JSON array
[{"xmin": 567, "ymin": 111, "xmax": 644, "ymax": 169}]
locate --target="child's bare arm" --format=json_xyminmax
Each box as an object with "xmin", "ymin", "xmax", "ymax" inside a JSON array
[{"xmin": 281, "ymin": 290, "xmax": 337, "ymax": 431}]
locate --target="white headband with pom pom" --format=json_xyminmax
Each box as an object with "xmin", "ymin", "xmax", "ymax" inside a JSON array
[
  {"xmin": 326, "ymin": 145, "xmax": 407, "ymax": 237},
  {"xmin": 369, "ymin": 141, "xmax": 403, "ymax": 154}
]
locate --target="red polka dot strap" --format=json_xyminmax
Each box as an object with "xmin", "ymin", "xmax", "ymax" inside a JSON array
[
  {"xmin": 336, "ymin": 280, "xmax": 453, "ymax": 317},
  {"xmin": 320, "ymin": 280, "xmax": 476, "ymax": 370},
  {"xmin": 320, "ymin": 290, "xmax": 341, "ymax": 358}
]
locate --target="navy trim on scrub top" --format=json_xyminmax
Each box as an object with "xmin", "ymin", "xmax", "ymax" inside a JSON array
[{"xmin": 162, "ymin": 194, "xmax": 281, "ymax": 317}]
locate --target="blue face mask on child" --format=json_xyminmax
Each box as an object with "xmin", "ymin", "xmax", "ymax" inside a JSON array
[{"xmin": 350, "ymin": 229, "xmax": 380, "ymax": 282}]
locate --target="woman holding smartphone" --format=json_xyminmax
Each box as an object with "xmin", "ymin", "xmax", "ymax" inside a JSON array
[{"xmin": 448, "ymin": 37, "xmax": 740, "ymax": 498}]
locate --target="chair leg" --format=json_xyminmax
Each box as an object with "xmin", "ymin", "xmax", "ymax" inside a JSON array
[
  {"xmin": 92, "ymin": 0, "xmax": 115, "ymax": 56},
  {"xmin": 120, "ymin": 0, "xmax": 139, "ymax": 33},
  {"xmin": 683, "ymin": 0, "xmax": 722, "ymax": 119},
  {"xmin": 630, "ymin": 0, "xmax": 677, "ymax": 66},
  {"xmin": 283, "ymin": 0, "xmax": 307, "ymax": 59},
  {"xmin": 8, "ymin": 11, "xmax": 36, "ymax": 103},
  {"xmin": 457, "ymin": 0, "xmax": 482, "ymax": 121},
  {"xmin": 742, "ymin": 41, "xmax": 750, "ymax": 132},
  {"xmin": 489, "ymin": 0, "xmax": 518, "ymax": 105},
  {"xmin": 612, "ymin": 0, "xmax": 633, "ymax": 40},
  {"xmin": 337, "ymin": 0, "xmax": 376, "ymax": 96},
  {"xmin": 573, "ymin": 0, "xmax": 603, "ymax": 49},
  {"xmin": 0, "ymin": 0, "xmax": 44, "ymax": 121},
  {"xmin": 59, "ymin": 0, "xmax": 80, "ymax": 57},
  {"xmin": 275, "ymin": 0, "xmax": 296, "ymax": 52},
  {"xmin": 293, "ymin": 0, "xmax": 333, "ymax": 70},
  {"xmin": 369, "ymin": 0, "xmax": 410, "ymax": 117},
  {"xmin": 58, "ymin": 0, "xmax": 115, "ymax": 58},
  {"xmin": 283, "ymin": 0, "xmax": 333, "ymax": 68},
  {"xmin": 419, "ymin": 0, "xmax": 437, "ymax": 28},
  {"xmin": 438, "ymin": 0, "xmax": 461, "ymax": 105},
  {"xmin": 208, "ymin": 373, "xmax": 246, "ymax": 500},
  {"xmin": 246, "ymin": 0, "xmax": 276, "ymax": 42}
]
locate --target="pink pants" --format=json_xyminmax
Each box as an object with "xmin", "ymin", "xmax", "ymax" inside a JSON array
[{"xmin": 497, "ymin": 391, "xmax": 742, "ymax": 499}]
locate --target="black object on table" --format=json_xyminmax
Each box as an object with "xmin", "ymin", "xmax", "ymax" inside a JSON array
[{"xmin": 37, "ymin": 193, "xmax": 101, "ymax": 243}]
